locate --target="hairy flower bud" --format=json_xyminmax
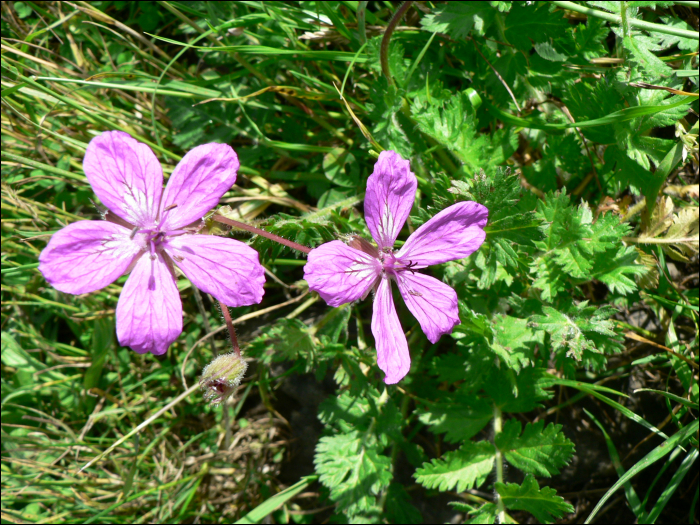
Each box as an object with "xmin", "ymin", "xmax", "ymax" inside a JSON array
[{"xmin": 199, "ymin": 352, "xmax": 248, "ymax": 405}]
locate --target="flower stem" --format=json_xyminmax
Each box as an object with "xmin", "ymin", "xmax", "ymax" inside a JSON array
[
  {"xmin": 380, "ymin": 1, "xmax": 413, "ymax": 86},
  {"xmin": 212, "ymin": 214, "xmax": 311, "ymax": 254},
  {"xmin": 493, "ymin": 403, "xmax": 506, "ymax": 524},
  {"xmin": 218, "ymin": 300, "xmax": 240, "ymax": 357}
]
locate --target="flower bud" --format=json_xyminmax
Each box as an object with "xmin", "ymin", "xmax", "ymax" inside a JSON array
[{"xmin": 199, "ymin": 352, "xmax": 248, "ymax": 406}]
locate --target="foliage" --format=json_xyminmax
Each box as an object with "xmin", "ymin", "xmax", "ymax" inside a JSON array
[{"xmin": 1, "ymin": 1, "xmax": 698, "ymax": 524}]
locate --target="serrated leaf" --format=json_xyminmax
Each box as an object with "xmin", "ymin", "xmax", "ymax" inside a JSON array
[
  {"xmin": 415, "ymin": 441, "xmax": 495, "ymax": 492},
  {"xmin": 496, "ymin": 475, "xmax": 574, "ymax": 524},
  {"xmin": 315, "ymin": 431, "xmax": 392, "ymax": 517},
  {"xmin": 504, "ymin": 3, "xmax": 568, "ymax": 50},
  {"xmin": 490, "ymin": 316, "xmax": 542, "ymax": 372},
  {"xmin": 623, "ymin": 35, "xmax": 673, "ymax": 79},
  {"xmin": 485, "ymin": 367, "xmax": 553, "ymax": 413},
  {"xmin": 496, "ymin": 420, "xmax": 575, "ymax": 477},
  {"xmin": 529, "ymin": 301, "xmax": 624, "ymax": 367},
  {"xmin": 420, "ymin": 2, "xmax": 495, "ymax": 38},
  {"xmin": 417, "ymin": 395, "xmax": 493, "ymax": 443},
  {"xmin": 384, "ymin": 483, "xmax": 422, "ymax": 524}
]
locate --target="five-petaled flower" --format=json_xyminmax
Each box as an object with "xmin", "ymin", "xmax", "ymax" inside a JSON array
[
  {"xmin": 39, "ymin": 131, "xmax": 265, "ymax": 355},
  {"xmin": 303, "ymin": 151, "xmax": 487, "ymax": 384}
]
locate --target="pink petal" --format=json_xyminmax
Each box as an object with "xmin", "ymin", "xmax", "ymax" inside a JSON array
[
  {"xmin": 396, "ymin": 201, "xmax": 488, "ymax": 267},
  {"xmin": 372, "ymin": 278, "xmax": 411, "ymax": 384},
  {"xmin": 396, "ymin": 271, "xmax": 460, "ymax": 343},
  {"xmin": 164, "ymin": 234, "xmax": 265, "ymax": 307},
  {"xmin": 83, "ymin": 131, "xmax": 163, "ymax": 228},
  {"xmin": 304, "ymin": 240, "xmax": 381, "ymax": 307},
  {"xmin": 364, "ymin": 151, "xmax": 417, "ymax": 249},
  {"xmin": 116, "ymin": 252, "xmax": 182, "ymax": 355},
  {"xmin": 159, "ymin": 143, "xmax": 239, "ymax": 230},
  {"xmin": 39, "ymin": 220, "xmax": 144, "ymax": 295}
]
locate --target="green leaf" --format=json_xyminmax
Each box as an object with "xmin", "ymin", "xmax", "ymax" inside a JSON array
[
  {"xmin": 534, "ymin": 41, "xmax": 568, "ymax": 62},
  {"xmin": 496, "ymin": 420, "xmax": 576, "ymax": 477},
  {"xmin": 323, "ymin": 148, "xmax": 359, "ymax": 188},
  {"xmin": 415, "ymin": 441, "xmax": 496, "ymax": 492},
  {"xmin": 417, "ymin": 394, "xmax": 493, "ymax": 443},
  {"xmin": 485, "ymin": 367, "xmax": 553, "ymax": 413},
  {"xmin": 497, "ymin": 475, "xmax": 574, "ymax": 524},
  {"xmin": 529, "ymin": 301, "xmax": 624, "ymax": 368},
  {"xmin": 490, "ymin": 316, "xmax": 542, "ymax": 372},
  {"xmin": 384, "ymin": 483, "xmax": 422, "ymax": 524},
  {"xmin": 315, "ymin": 431, "xmax": 392, "ymax": 517},
  {"xmin": 504, "ymin": 3, "xmax": 569, "ymax": 50},
  {"xmin": 623, "ymin": 35, "xmax": 673, "ymax": 79},
  {"xmin": 420, "ymin": 2, "xmax": 495, "ymax": 38}
]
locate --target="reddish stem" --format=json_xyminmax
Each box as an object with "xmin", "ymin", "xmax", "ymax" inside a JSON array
[
  {"xmin": 380, "ymin": 1, "xmax": 414, "ymax": 86},
  {"xmin": 213, "ymin": 214, "xmax": 312, "ymax": 255},
  {"xmin": 219, "ymin": 300, "xmax": 240, "ymax": 357}
]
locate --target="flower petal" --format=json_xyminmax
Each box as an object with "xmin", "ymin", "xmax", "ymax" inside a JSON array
[
  {"xmin": 165, "ymin": 234, "xmax": 265, "ymax": 307},
  {"xmin": 159, "ymin": 143, "xmax": 239, "ymax": 230},
  {"xmin": 396, "ymin": 201, "xmax": 487, "ymax": 267},
  {"xmin": 396, "ymin": 271, "xmax": 459, "ymax": 343},
  {"xmin": 364, "ymin": 151, "xmax": 417, "ymax": 249},
  {"xmin": 39, "ymin": 220, "xmax": 144, "ymax": 294},
  {"xmin": 304, "ymin": 240, "xmax": 380, "ymax": 307},
  {"xmin": 83, "ymin": 131, "xmax": 163, "ymax": 227},
  {"xmin": 372, "ymin": 278, "xmax": 411, "ymax": 384},
  {"xmin": 116, "ymin": 252, "xmax": 182, "ymax": 355}
]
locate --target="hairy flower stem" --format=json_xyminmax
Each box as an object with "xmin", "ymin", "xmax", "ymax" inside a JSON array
[
  {"xmin": 493, "ymin": 404, "xmax": 506, "ymax": 524},
  {"xmin": 380, "ymin": 1, "xmax": 414, "ymax": 86},
  {"xmin": 218, "ymin": 299, "xmax": 240, "ymax": 357},
  {"xmin": 212, "ymin": 214, "xmax": 311, "ymax": 254}
]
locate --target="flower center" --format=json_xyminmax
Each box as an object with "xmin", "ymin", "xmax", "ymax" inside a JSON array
[{"xmin": 378, "ymin": 249, "xmax": 414, "ymax": 276}]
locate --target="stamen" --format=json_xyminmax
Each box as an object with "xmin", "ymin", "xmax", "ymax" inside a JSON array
[
  {"xmin": 130, "ymin": 227, "xmax": 139, "ymax": 240},
  {"xmin": 163, "ymin": 203, "xmax": 178, "ymax": 212}
]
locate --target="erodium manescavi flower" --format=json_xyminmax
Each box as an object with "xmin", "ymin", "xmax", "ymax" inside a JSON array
[
  {"xmin": 303, "ymin": 151, "xmax": 487, "ymax": 384},
  {"xmin": 39, "ymin": 131, "xmax": 265, "ymax": 355}
]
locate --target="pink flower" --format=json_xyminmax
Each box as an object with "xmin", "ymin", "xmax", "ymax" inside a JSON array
[
  {"xmin": 39, "ymin": 131, "xmax": 265, "ymax": 355},
  {"xmin": 304, "ymin": 151, "xmax": 487, "ymax": 384}
]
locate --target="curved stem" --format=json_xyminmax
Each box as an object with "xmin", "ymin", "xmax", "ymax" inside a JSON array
[
  {"xmin": 380, "ymin": 1, "xmax": 414, "ymax": 86},
  {"xmin": 213, "ymin": 214, "xmax": 311, "ymax": 254}
]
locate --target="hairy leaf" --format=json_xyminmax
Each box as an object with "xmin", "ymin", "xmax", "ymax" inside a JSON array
[
  {"xmin": 497, "ymin": 475, "xmax": 574, "ymax": 524},
  {"xmin": 415, "ymin": 441, "xmax": 495, "ymax": 492},
  {"xmin": 496, "ymin": 420, "xmax": 576, "ymax": 477}
]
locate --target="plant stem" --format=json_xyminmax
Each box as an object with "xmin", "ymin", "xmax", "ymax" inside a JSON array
[
  {"xmin": 493, "ymin": 403, "xmax": 506, "ymax": 524},
  {"xmin": 218, "ymin": 300, "xmax": 240, "ymax": 357},
  {"xmin": 552, "ymin": 1, "xmax": 699, "ymax": 40},
  {"xmin": 212, "ymin": 214, "xmax": 311, "ymax": 254},
  {"xmin": 357, "ymin": 1, "xmax": 368, "ymax": 44},
  {"xmin": 380, "ymin": 1, "xmax": 414, "ymax": 86}
]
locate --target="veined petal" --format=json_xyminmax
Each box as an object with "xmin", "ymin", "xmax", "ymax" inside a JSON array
[
  {"xmin": 83, "ymin": 131, "xmax": 162, "ymax": 227},
  {"xmin": 396, "ymin": 271, "xmax": 459, "ymax": 343},
  {"xmin": 396, "ymin": 201, "xmax": 487, "ymax": 267},
  {"xmin": 39, "ymin": 220, "xmax": 144, "ymax": 294},
  {"xmin": 372, "ymin": 278, "xmax": 410, "ymax": 384},
  {"xmin": 165, "ymin": 234, "xmax": 265, "ymax": 307},
  {"xmin": 159, "ymin": 143, "xmax": 239, "ymax": 230},
  {"xmin": 304, "ymin": 240, "xmax": 380, "ymax": 307},
  {"xmin": 364, "ymin": 151, "xmax": 417, "ymax": 249},
  {"xmin": 116, "ymin": 252, "xmax": 182, "ymax": 355}
]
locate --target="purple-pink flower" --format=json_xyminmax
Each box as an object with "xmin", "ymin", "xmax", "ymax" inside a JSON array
[
  {"xmin": 39, "ymin": 131, "xmax": 265, "ymax": 355},
  {"xmin": 303, "ymin": 151, "xmax": 487, "ymax": 384}
]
